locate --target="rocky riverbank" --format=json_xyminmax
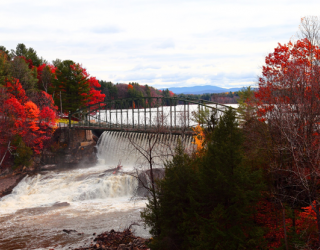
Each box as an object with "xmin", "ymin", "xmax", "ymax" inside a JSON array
[
  {"xmin": 40, "ymin": 128, "xmax": 98, "ymax": 168},
  {"xmin": 0, "ymin": 166, "xmax": 34, "ymax": 198},
  {"xmin": 73, "ymin": 229, "xmax": 150, "ymax": 250},
  {"xmin": 0, "ymin": 174, "xmax": 26, "ymax": 198},
  {"xmin": 0, "ymin": 128, "xmax": 98, "ymax": 199}
]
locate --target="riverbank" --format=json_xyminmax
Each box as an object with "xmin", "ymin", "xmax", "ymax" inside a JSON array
[
  {"xmin": 0, "ymin": 172, "xmax": 27, "ymax": 198},
  {"xmin": 73, "ymin": 228, "xmax": 150, "ymax": 250}
]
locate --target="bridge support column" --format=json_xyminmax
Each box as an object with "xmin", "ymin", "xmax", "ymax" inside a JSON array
[
  {"xmin": 184, "ymin": 100, "xmax": 186, "ymax": 128},
  {"xmin": 127, "ymin": 100, "xmax": 129, "ymax": 129},
  {"xmin": 170, "ymin": 98, "xmax": 172, "ymax": 130},
  {"xmin": 120, "ymin": 101, "xmax": 123, "ymax": 129},
  {"xmin": 144, "ymin": 98, "xmax": 146, "ymax": 131},
  {"xmin": 132, "ymin": 99, "xmax": 134, "ymax": 129},
  {"xmin": 156, "ymin": 98, "xmax": 159, "ymax": 128},
  {"xmin": 138, "ymin": 99, "xmax": 140, "ymax": 129},
  {"xmin": 174, "ymin": 99, "xmax": 176, "ymax": 128}
]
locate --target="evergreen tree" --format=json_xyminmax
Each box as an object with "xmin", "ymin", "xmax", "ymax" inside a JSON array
[
  {"xmin": 195, "ymin": 108, "xmax": 265, "ymax": 249},
  {"xmin": 142, "ymin": 141, "xmax": 200, "ymax": 250},
  {"xmin": 11, "ymin": 43, "xmax": 44, "ymax": 67},
  {"xmin": 142, "ymin": 109, "xmax": 265, "ymax": 250},
  {"xmin": 51, "ymin": 60, "xmax": 91, "ymax": 113},
  {"xmin": 99, "ymin": 80, "xmax": 118, "ymax": 100},
  {"xmin": 9, "ymin": 56, "xmax": 38, "ymax": 93},
  {"xmin": 0, "ymin": 51, "xmax": 11, "ymax": 86}
]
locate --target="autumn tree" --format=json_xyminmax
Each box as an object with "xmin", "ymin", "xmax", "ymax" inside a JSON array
[
  {"xmin": 51, "ymin": 60, "xmax": 105, "ymax": 114},
  {"xmin": 37, "ymin": 63, "xmax": 56, "ymax": 92},
  {"xmin": 256, "ymin": 18, "xmax": 320, "ymax": 246},
  {"xmin": 0, "ymin": 85, "xmax": 26, "ymax": 168},
  {"xmin": 0, "ymin": 76, "xmax": 57, "ymax": 169}
]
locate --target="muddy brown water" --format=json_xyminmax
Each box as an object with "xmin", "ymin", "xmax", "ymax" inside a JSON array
[{"xmin": 0, "ymin": 165, "xmax": 149, "ymax": 250}]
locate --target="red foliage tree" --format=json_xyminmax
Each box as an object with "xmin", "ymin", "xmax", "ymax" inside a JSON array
[
  {"xmin": 255, "ymin": 38, "xmax": 320, "ymax": 246},
  {"xmin": 5, "ymin": 79, "xmax": 28, "ymax": 104},
  {"xmin": 51, "ymin": 61, "xmax": 105, "ymax": 114},
  {"xmin": 0, "ymin": 78, "xmax": 57, "ymax": 168},
  {"xmin": 19, "ymin": 56, "xmax": 34, "ymax": 69},
  {"xmin": 87, "ymin": 77, "xmax": 106, "ymax": 106},
  {"xmin": 36, "ymin": 63, "xmax": 56, "ymax": 92}
]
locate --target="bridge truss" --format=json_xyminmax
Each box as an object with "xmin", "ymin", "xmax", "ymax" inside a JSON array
[{"xmin": 68, "ymin": 97, "xmax": 235, "ymax": 134}]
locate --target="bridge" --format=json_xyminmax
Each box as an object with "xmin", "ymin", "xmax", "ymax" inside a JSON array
[{"xmin": 68, "ymin": 97, "xmax": 235, "ymax": 134}]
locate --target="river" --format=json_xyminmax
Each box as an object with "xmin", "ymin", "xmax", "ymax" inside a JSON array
[
  {"xmin": 0, "ymin": 131, "xmax": 194, "ymax": 250},
  {"xmin": 0, "ymin": 104, "xmax": 237, "ymax": 250}
]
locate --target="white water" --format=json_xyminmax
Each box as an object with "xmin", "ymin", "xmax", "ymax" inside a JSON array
[
  {"xmin": 0, "ymin": 104, "xmax": 235, "ymax": 249},
  {"xmin": 0, "ymin": 130, "xmax": 194, "ymax": 250},
  {"xmin": 0, "ymin": 166, "xmax": 141, "ymax": 215},
  {"xmin": 97, "ymin": 131, "xmax": 194, "ymax": 168}
]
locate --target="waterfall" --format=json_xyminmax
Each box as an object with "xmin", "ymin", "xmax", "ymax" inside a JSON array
[
  {"xmin": 0, "ymin": 131, "xmax": 194, "ymax": 216},
  {"xmin": 0, "ymin": 131, "xmax": 195, "ymax": 249},
  {"xmin": 97, "ymin": 131, "xmax": 194, "ymax": 169}
]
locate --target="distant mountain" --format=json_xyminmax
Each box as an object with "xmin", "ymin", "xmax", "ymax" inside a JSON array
[{"xmin": 162, "ymin": 85, "xmax": 243, "ymax": 95}]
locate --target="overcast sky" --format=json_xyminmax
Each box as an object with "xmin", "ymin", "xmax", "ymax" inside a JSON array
[{"xmin": 0, "ymin": 0, "xmax": 319, "ymax": 89}]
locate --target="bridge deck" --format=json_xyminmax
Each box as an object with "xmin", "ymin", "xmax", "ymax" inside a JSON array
[{"xmin": 67, "ymin": 97, "xmax": 236, "ymax": 133}]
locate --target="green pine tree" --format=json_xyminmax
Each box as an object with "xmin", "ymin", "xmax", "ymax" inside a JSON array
[
  {"xmin": 51, "ymin": 60, "xmax": 91, "ymax": 113},
  {"xmin": 195, "ymin": 108, "xmax": 265, "ymax": 249},
  {"xmin": 141, "ymin": 141, "xmax": 200, "ymax": 250}
]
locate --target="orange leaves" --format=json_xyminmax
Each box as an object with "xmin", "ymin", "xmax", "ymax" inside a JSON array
[
  {"xmin": 5, "ymin": 79, "xmax": 27, "ymax": 104},
  {"xmin": 25, "ymin": 101, "xmax": 40, "ymax": 120},
  {"xmin": 128, "ymin": 84, "xmax": 133, "ymax": 90},
  {"xmin": 24, "ymin": 101, "xmax": 40, "ymax": 132},
  {"xmin": 3, "ymin": 97, "xmax": 26, "ymax": 132},
  {"xmin": 256, "ymin": 38, "xmax": 320, "ymax": 121},
  {"xmin": 1, "ymin": 77, "xmax": 57, "ymax": 157},
  {"xmin": 192, "ymin": 124, "xmax": 205, "ymax": 156},
  {"xmin": 294, "ymin": 201, "xmax": 320, "ymax": 247}
]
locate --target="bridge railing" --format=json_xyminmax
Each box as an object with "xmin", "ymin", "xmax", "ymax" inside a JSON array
[{"xmin": 68, "ymin": 97, "xmax": 239, "ymax": 132}]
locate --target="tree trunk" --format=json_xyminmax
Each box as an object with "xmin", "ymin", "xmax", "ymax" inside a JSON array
[
  {"xmin": 281, "ymin": 202, "xmax": 289, "ymax": 250},
  {"xmin": 292, "ymin": 208, "xmax": 296, "ymax": 234},
  {"xmin": 0, "ymin": 141, "xmax": 11, "ymax": 167},
  {"xmin": 60, "ymin": 91, "xmax": 62, "ymax": 114},
  {"xmin": 316, "ymin": 203, "xmax": 320, "ymax": 248}
]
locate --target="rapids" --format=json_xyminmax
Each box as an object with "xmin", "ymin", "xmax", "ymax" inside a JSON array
[{"xmin": 0, "ymin": 131, "xmax": 193, "ymax": 250}]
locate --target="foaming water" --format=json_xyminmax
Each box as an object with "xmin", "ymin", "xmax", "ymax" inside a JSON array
[
  {"xmin": 97, "ymin": 131, "xmax": 194, "ymax": 168},
  {"xmin": 0, "ymin": 168, "xmax": 139, "ymax": 215},
  {"xmin": 0, "ymin": 164, "xmax": 146, "ymax": 249},
  {"xmin": 0, "ymin": 131, "xmax": 194, "ymax": 249}
]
